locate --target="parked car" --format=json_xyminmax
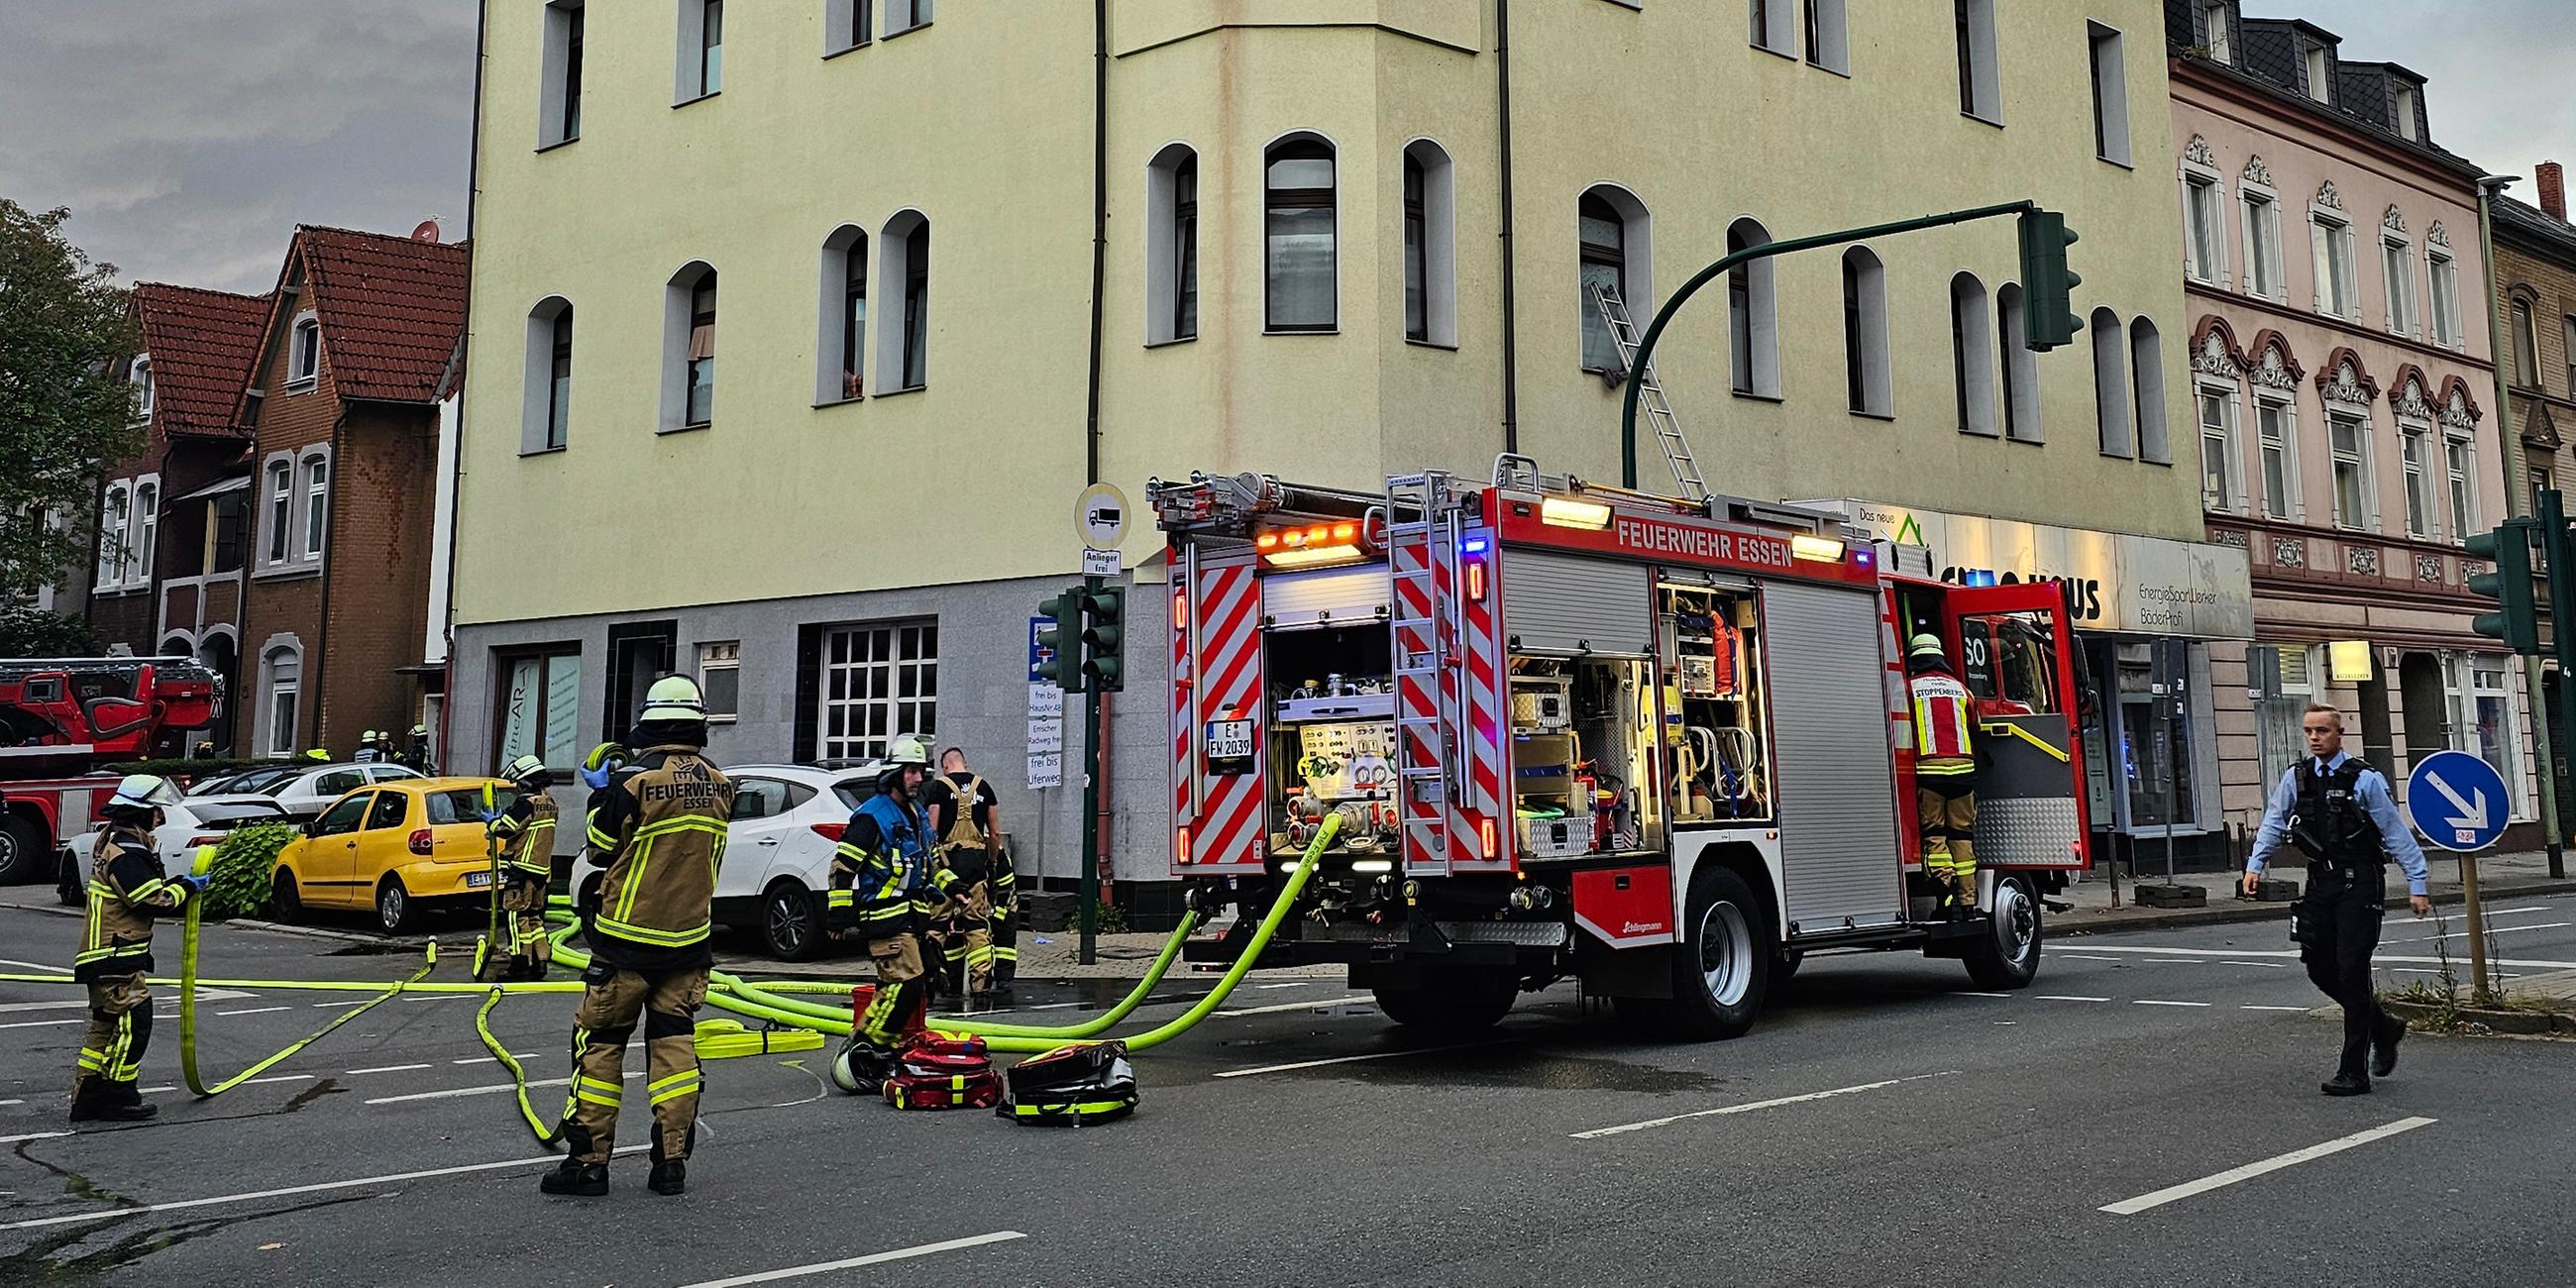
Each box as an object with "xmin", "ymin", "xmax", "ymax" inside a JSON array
[
  {"xmin": 53, "ymin": 798, "xmax": 295, "ymax": 907},
  {"xmin": 269, "ymin": 776, "xmax": 515, "ymax": 932},
  {"xmin": 193, "ymin": 761, "xmax": 422, "ymax": 821},
  {"xmin": 184, "ymin": 763, "xmax": 303, "ymax": 797}
]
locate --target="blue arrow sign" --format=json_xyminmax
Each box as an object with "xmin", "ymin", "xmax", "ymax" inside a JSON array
[{"xmin": 2404, "ymin": 749, "xmax": 2510, "ymax": 853}]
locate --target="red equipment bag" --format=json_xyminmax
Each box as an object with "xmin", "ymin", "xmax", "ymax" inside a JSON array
[{"xmin": 884, "ymin": 1032, "xmax": 1000, "ymax": 1111}]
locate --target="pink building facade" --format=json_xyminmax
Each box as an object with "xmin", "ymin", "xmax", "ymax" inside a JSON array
[{"xmin": 2169, "ymin": 4, "xmax": 2539, "ymax": 854}]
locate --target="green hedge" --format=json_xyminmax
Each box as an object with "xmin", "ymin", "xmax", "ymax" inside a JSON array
[{"xmin": 199, "ymin": 822, "xmax": 295, "ymax": 919}]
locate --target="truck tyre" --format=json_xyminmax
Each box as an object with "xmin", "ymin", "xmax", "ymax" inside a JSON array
[
  {"xmin": 1963, "ymin": 874, "xmax": 2043, "ymax": 990},
  {"xmin": 1663, "ymin": 864, "xmax": 1770, "ymax": 1040},
  {"xmin": 1372, "ymin": 968, "xmax": 1517, "ymax": 1033},
  {"xmin": 0, "ymin": 814, "xmax": 44, "ymax": 884}
]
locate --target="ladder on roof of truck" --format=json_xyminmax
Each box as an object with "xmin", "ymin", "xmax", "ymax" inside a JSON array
[
  {"xmin": 1590, "ymin": 281, "xmax": 1709, "ymax": 504},
  {"xmin": 1385, "ymin": 471, "xmax": 1462, "ymax": 877}
]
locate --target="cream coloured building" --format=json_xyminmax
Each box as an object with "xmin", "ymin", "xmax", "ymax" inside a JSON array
[{"xmin": 448, "ymin": 0, "xmax": 2232, "ymax": 892}]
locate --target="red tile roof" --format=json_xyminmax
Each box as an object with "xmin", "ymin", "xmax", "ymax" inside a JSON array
[
  {"xmin": 130, "ymin": 283, "xmax": 270, "ymax": 441},
  {"xmin": 292, "ymin": 225, "xmax": 470, "ymax": 404}
]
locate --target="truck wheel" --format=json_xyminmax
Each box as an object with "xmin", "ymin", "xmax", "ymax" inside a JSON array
[
  {"xmin": 762, "ymin": 880, "xmax": 826, "ymax": 961},
  {"xmin": 0, "ymin": 815, "xmax": 44, "ymax": 884},
  {"xmin": 1663, "ymin": 864, "xmax": 1771, "ymax": 1040},
  {"xmin": 376, "ymin": 877, "xmax": 412, "ymax": 934},
  {"xmin": 1372, "ymin": 969, "xmax": 1517, "ymax": 1033},
  {"xmin": 1963, "ymin": 874, "xmax": 2043, "ymax": 990}
]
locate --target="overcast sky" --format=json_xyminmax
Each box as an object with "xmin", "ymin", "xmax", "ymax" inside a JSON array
[{"xmin": 0, "ymin": 2, "xmax": 2569, "ymax": 293}]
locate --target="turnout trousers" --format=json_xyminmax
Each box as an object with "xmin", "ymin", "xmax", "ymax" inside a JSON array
[
  {"xmin": 2298, "ymin": 864, "xmax": 2397, "ymax": 1080},
  {"xmin": 563, "ymin": 965, "xmax": 708, "ymax": 1165},
  {"xmin": 861, "ymin": 930, "xmax": 931, "ymax": 1047},
  {"xmin": 502, "ymin": 878, "xmax": 553, "ymax": 976},
  {"xmin": 1916, "ymin": 763, "xmax": 1980, "ymax": 906},
  {"xmin": 936, "ymin": 882, "xmax": 996, "ymax": 997},
  {"xmin": 73, "ymin": 972, "xmax": 151, "ymax": 1102}
]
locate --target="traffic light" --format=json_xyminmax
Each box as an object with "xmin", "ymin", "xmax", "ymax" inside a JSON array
[
  {"xmin": 1036, "ymin": 587, "xmax": 1086, "ymax": 693},
  {"xmin": 1080, "ymin": 585, "xmax": 1126, "ymax": 693},
  {"xmin": 2017, "ymin": 208, "xmax": 2083, "ymax": 352},
  {"xmin": 2466, "ymin": 518, "xmax": 2541, "ymax": 655}
]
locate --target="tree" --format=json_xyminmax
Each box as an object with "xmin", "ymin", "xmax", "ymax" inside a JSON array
[
  {"xmin": 0, "ymin": 604, "xmax": 97, "ymax": 658},
  {"xmin": 0, "ymin": 201, "xmax": 139, "ymax": 598}
]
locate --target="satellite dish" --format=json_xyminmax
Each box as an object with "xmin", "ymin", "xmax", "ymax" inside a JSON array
[{"xmin": 412, "ymin": 219, "xmax": 442, "ymax": 243}]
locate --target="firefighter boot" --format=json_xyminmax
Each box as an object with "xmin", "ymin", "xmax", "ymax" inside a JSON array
[
  {"xmin": 68, "ymin": 1079, "xmax": 155, "ymax": 1124},
  {"xmin": 647, "ymin": 1123, "xmax": 693, "ymax": 1196},
  {"xmin": 539, "ymin": 1158, "xmax": 610, "ymax": 1197}
]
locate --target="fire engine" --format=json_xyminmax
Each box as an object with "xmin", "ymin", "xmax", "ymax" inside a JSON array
[
  {"xmin": 0, "ymin": 655, "xmax": 219, "ymax": 883},
  {"xmin": 1151, "ymin": 455, "xmax": 2091, "ymax": 1039}
]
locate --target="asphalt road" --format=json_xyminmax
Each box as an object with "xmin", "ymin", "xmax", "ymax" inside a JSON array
[{"xmin": 1, "ymin": 898, "xmax": 2571, "ymax": 1287}]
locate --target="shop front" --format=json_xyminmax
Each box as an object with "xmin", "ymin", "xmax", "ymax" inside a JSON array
[{"xmin": 1820, "ymin": 500, "xmax": 2256, "ymax": 873}]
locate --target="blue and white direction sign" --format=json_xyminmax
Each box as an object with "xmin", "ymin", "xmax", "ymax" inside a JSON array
[{"xmin": 2405, "ymin": 749, "xmax": 2510, "ymax": 853}]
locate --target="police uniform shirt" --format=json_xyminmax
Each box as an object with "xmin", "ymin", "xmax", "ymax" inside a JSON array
[{"xmin": 2246, "ymin": 751, "xmax": 2432, "ymax": 895}]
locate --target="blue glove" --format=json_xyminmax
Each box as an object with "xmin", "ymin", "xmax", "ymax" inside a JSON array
[
  {"xmin": 580, "ymin": 762, "xmax": 612, "ymax": 791},
  {"xmin": 178, "ymin": 873, "xmax": 212, "ymax": 894}
]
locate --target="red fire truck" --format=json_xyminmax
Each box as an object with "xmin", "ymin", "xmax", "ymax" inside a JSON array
[
  {"xmin": 0, "ymin": 656, "xmax": 219, "ymax": 882},
  {"xmin": 1152, "ymin": 456, "xmax": 2091, "ymax": 1039}
]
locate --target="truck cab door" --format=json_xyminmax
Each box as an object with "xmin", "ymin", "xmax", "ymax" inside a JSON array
[{"xmin": 1943, "ymin": 585, "xmax": 2091, "ymax": 869}]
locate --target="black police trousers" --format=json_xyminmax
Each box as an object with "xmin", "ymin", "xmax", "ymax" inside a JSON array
[{"xmin": 2297, "ymin": 864, "xmax": 2391, "ymax": 1079}]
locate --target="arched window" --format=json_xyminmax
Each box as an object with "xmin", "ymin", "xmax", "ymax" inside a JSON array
[
  {"xmin": 2092, "ymin": 306, "xmax": 2132, "ymax": 457},
  {"xmin": 132, "ymin": 355, "xmax": 154, "ymax": 418},
  {"xmin": 261, "ymin": 643, "xmax": 302, "ymax": 758},
  {"xmin": 878, "ymin": 212, "xmax": 931, "ymax": 390},
  {"xmin": 662, "ymin": 262, "xmax": 717, "ymax": 430},
  {"xmin": 2512, "ymin": 295, "xmax": 2539, "ymax": 386},
  {"xmin": 96, "ymin": 483, "xmax": 129, "ymax": 588},
  {"xmin": 1404, "ymin": 140, "xmax": 1456, "ymax": 347},
  {"xmin": 523, "ymin": 297, "xmax": 574, "ymax": 452},
  {"xmin": 1145, "ymin": 145, "xmax": 1198, "ymax": 345},
  {"xmin": 1996, "ymin": 282, "xmax": 2040, "ymax": 442},
  {"xmin": 1264, "ymin": 137, "xmax": 1338, "ymax": 332},
  {"xmin": 264, "ymin": 458, "xmax": 292, "ymax": 565},
  {"xmin": 817, "ymin": 228, "xmax": 869, "ymax": 401},
  {"xmin": 2130, "ymin": 318, "xmax": 2169, "ymax": 464},
  {"xmin": 1842, "ymin": 247, "xmax": 1890, "ymax": 416},
  {"xmin": 133, "ymin": 480, "xmax": 158, "ymax": 583},
  {"xmin": 1727, "ymin": 218, "xmax": 1778, "ymax": 397},
  {"xmin": 1578, "ymin": 188, "xmax": 1650, "ymax": 372},
  {"xmin": 1951, "ymin": 273, "xmax": 1996, "ymax": 436}
]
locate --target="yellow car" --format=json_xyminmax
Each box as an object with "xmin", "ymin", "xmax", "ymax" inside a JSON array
[{"xmin": 270, "ymin": 776, "xmax": 519, "ymax": 932}]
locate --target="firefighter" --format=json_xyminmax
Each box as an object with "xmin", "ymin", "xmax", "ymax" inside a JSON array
[
  {"xmin": 828, "ymin": 734, "xmax": 957, "ymax": 1057},
  {"xmin": 399, "ymin": 724, "xmax": 436, "ymax": 773},
  {"xmin": 542, "ymin": 676, "xmax": 733, "ymax": 1199},
  {"xmin": 2241, "ymin": 703, "xmax": 2431, "ymax": 1096},
  {"xmin": 69, "ymin": 775, "xmax": 208, "ymax": 1123},
  {"xmin": 924, "ymin": 747, "xmax": 1008, "ymax": 1002},
  {"xmin": 1907, "ymin": 633, "xmax": 1979, "ymax": 913},
  {"xmin": 488, "ymin": 753, "xmax": 558, "ymax": 982}
]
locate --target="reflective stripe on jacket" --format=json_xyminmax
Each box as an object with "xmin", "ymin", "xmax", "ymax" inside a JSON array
[
  {"xmin": 583, "ymin": 745, "xmax": 733, "ymax": 969},
  {"xmin": 76, "ymin": 824, "xmax": 185, "ymax": 981},
  {"xmin": 829, "ymin": 792, "xmax": 950, "ymax": 930},
  {"xmin": 1911, "ymin": 670, "xmax": 1976, "ymax": 769},
  {"xmin": 492, "ymin": 792, "xmax": 559, "ymax": 882}
]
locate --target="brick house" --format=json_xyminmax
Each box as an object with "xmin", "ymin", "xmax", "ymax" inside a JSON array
[
  {"xmin": 228, "ymin": 226, "xmax": 468, "ymax": 760},
  {"xmin": 2494, "ymin": 164, "xmax": 2576, "ymax": 829},
  {"xmin": 86, "ymin": 284, "xmax": 270, "ymax": 750}
]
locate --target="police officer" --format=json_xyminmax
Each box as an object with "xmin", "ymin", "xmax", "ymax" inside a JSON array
[
  {"xmin": 2242, "ymin": 703, "xmax": 2430, "ymax": 1096},
  {"xmin": 1907, "ymin": 633, "xmax": 1980, "ymax": 912},
  {"xmin": 542, "ymin": 676, "xmax": 733, "ymax": 1198},
  {"xmin": 70, "ymin": 775, "xmax": 208, "ymax": 1122},
  {"xmin": 487, "ymin": 753, "xmax": 558, "ymax": 982},
  {"xmin": 922, "ymin": 747, "xmax": 1006, "ymax": 1003},
  {"xmin": 828, "ymin": 734, "xmax": 958, "ymax": 1065}
]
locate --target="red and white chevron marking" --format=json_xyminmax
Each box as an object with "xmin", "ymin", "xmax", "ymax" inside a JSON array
[
  {"xmin": 1455, "ymin": 532, "xmax": 1508, "ymax": 871},
  {"xmin": 1189, "ymin": 561, "xmax": 1265, "ymax": 871},
  {"xmin": 1392, "ymin": 535, "xmax": 1447, "ymax": 874},
  {"xmin": 1169, "ymin": 567, "xmax": 1193, "ymax": 874}
]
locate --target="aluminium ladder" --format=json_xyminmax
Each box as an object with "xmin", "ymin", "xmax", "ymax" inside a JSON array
[{"xmin": 1590, "ymin": 280, "xmax": 1710, "ymax": 503}]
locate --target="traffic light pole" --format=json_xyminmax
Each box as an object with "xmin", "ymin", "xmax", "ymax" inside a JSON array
[
  {"xmin": 1619, "ymin": 200, "xmax": 2039, "ymax": 489},
  {"xmin": 1076, "ymin": 572, "xmax": 1104, "ymax": 966}
]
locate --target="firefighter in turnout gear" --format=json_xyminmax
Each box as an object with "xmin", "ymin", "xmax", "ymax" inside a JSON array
[
  {"xmin": 829, "ymin": 734, "xmax": 956, "ymax": 1054},
  {"xmin": 1908, "ymin": 634, "xmax": 1979, "ymax": 912},
  {"xmin": 70, "ymin": 776, "xmax": 206, "ymax": 1122},
  {"xmin": 543, "ymin": 676, "xmax": 734, "ymax": 1199},
  {"xmin": 489, "ymin": 754, "xmax": 559, "ymax": 982},
  {"xmin": 923, "ymin": 747, "xmax": 1006, "ymax": 1002}
]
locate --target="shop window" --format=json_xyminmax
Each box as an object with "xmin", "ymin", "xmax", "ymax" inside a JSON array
[{"xmin": 494, "ymin": 646, "xmax": 583, "ymax": 771}]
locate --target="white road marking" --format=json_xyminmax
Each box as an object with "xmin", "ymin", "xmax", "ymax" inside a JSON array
[
  {"xmin": 2222, "ymin": 961, "xmax": 2291, "ymax": 968},
  {"xmin": 2384, "ymin": 921, "xmax": 2572, "ymax": 946},
  {"xmin": 2241, "ymin": 1005, "xmax": 2309, "ymax": 1012},
  {"xmin": 674, "ymin": 1232, "xmax": 1028, "ymax": 1288},
  {"xmin": 0, "ymin": 958, "xmax": 69, "ymax": 972},
  {"xmin": 311, "ymin": 1001, "xmax": 367, "ymax": 1009},
  {"xmin": 242, "ymin": 1075, "xmax": 313, "ymax": 1086},
  {"xmin": 0, "ymin": 1019, "xmax": 82, "ymax": 1030},
  {"xmin": 0, "ymin": 1099, "xmax": 24, "ymax": 1107},
  {"xmin": 347, "ymin": 1064, "xmax": 434, "ymax": 1075},
  {"xmin": 2133, "ymin": 1000, "xmax": 2211, "ymax": 1008},
  {"xmin": 2071, "ymin": 944, "xmax": 2576, "ymax": 970},
  {"xmin": 1571, "ymin": 1072, "xmax": 1958, "ymax": 1140},
  {"xmin": 1214, "ymin": 995, "xmax": 1373, "ymax": 1018},
  {"xmin": 2100, "ymin": 1118, "xmax": 2437, "ymax": 1216},
  {"xmin": 2037, "ymin": 995, "xmax": 2110, "ymax": 1003},
  {"xmin": 0, "ymin": 1132, "xmax": 70, "ymax": 1145},
  {"xmin": 1254, "ymin": 981, "xmax": 1318, "ymax": 990},
  {"xmin": 1213, "ymin": 1041, "xmax": 1503, "ymax": 1079},
  {"xmin": 0, "ymin": 1000, "xmax": 99, "ymax": 1016},
  {"xmin": 1949, "ymin": 992, "xmax": 2014, "ymax": 999},
  {"xmin": 138, "ymin": 1087, "xmax": 174, "ymax": 1094},
  {"xmin": 364, "ymin": 1069, "xmax": 636, "ymax": 1106},
  {"xmin": 2477, "ymin": 906, "xmax": 2555, "ymax": 916},
  {"xmin": 451, "ymin": 1054, "xmax": 540, "ymax": 1065},
  {"xmin": 0, "ymin": 1144, "xmax": 649, "ymax": 1231},
  {"xmin": 400, "ymin": 993, "xmax": 475, "ymax": 1004},
  {"xmin": 218, "ymin": 1007, "xmax": 293, "ymax": 1017},
  {"xmin": 2054, "ymin": 954, "xmax": 2125, "ymax": 962},
  {"xmin": 2141, "ymin": 958, "xmax": 2205, "ymax": 965},
  {"xmin": 1025, "ymin": 1002, "xmax": 1082, "ymax": 1012}
]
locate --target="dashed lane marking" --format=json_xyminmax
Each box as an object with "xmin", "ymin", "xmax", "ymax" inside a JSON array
[
  {"xmin": 2055, "ymin": 954, "xmax": 2125, "ymax": 962},
  {"xmin": 2069, "ymin": 945, "xmax": 2576, "ymax": 970},
  {"xmin": 0, "ymin": 1132, "xmax": 69, "ymax": 1145},
  {"xmin": 2383, "ymin": 921, "xmax": 2572, "ymax": 946},
  {"xmin": 2141, "ymin": 959, "xmax": 2206, "ymax": 965},
  {"xmin": 674, "ymin": 1232, "xmax": 1028, "ymax": 1288},
  {"xmin": 1213, "ymin": 1041, "xmax": 1506, "ymax": 1079},
  {"xmin": 452, "ymin": 1054, "xmax": 540, "ymax": 1065},
  {"xmin": 2241, "ymin": 1005, "xmax": 2309, "ymax": 1012},
  {"xmin": 2133, "ymin": 1000, "xmax": 2212, "ymax": 1008},
  {"xmin": 2037, "ymin": 995, "xmax": 2110, "ymax": 1003},
  {"xmin": 1571, "ymin": 1071, "xmax": 1960, "ymax": 1140},
  {"xmin": 346, "ymin": 1063, "xmax": 433, "ymax": 1075},
  {"xmin": 2100, "ymin": 1118, "xmax": 2436, "ymax": 1216},
  {"xmin": 0, "ymin": 1019, "xmax": 81, "ymax": 1030},
  {"xmin": 2222, "ymin": 961, "xmax": 2291, "ymax": 968},
  {"xmin": 0, "ymin": 1144, "xmax": 649, "ymax": 1231},
  {"xmin": 1949, "ymin": 992, "xmax": 2015, "ymax": 999},
  {"xmin": 364, "ymin": 1069, "xmax": 636, "ymax": 1106},
  {"xmin": 1214, "ymin": 995, "xmax": 1373, "ymax": 1018},
  {"xmin": 218, "ymin": 1007, "xmax": 293, "ymax": 1017}
]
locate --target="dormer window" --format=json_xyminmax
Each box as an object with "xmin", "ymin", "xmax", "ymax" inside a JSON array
[
  {"xmin": 132, "ymin": 355, "xmax": 154, "ymax": 417},
  {"xmin": 288, "ymin": 312, "xmax": 321, "ymax": 386}
]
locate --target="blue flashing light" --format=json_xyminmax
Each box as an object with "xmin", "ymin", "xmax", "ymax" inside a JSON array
[
  {"xmin": 1461, "ymin": 535, "xmax": 1490, "ymax": 556},
  {"xmin": 1964, "ymin": 569, "xmax": 1999, "ymax": 588}
]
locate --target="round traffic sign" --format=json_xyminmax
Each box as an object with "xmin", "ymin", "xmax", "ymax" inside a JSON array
[
  {"xmin": 2404, "ymin": 748, "xmax": 2510, "ymax": 853},
  {"xmin": 1076, "ymin": 483, "xmax": 1129, "ymax": 552}
]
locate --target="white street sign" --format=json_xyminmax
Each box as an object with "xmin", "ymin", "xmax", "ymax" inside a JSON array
[{"xmin": 1076, "ymin": 483, "xmax": 1129, "ymax": 552}]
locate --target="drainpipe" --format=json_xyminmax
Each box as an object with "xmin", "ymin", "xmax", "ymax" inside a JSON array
[
  {"xmin": 2479, "ymin": 174, "xmax": 2565, "ymax": 877},
  {"xmin": 307, "ymin": 407, "xmax": 346, "ymax": 754},
  {"xmin": 1495, "ymin": 0, "xmax": 1519, "ymax": 453},
  {"xmin": 1084, "ymin": 0, "xmax": 1109, "ymax": 485},
  {"xmin": 439, "ymin": 0, "xmax": 490, "ymax": 772}
]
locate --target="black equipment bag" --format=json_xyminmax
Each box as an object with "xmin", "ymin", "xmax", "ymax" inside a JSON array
[{"xmin": 998, "ymin": 1039, "xmax": 1137, "ymax": 1126}]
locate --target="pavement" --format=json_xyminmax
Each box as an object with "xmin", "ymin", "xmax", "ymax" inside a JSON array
[{"xmin": 3, "ymin": 889, "xmax": 2573, "ymax": 1285}]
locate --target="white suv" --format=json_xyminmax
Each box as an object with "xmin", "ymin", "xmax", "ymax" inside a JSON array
[{"xmin": 711, "ymin": 762, "xmax": 884, "ymax": 960}]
